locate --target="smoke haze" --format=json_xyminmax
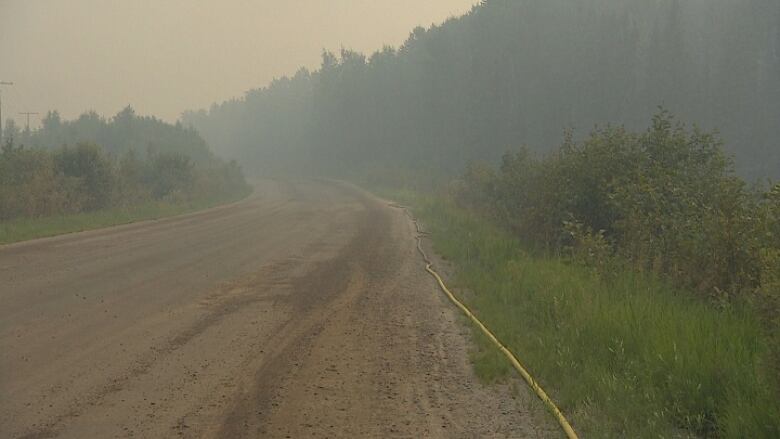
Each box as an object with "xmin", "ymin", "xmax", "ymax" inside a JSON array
[{"xmin": 0, "ymin": 0, "xmax": 478, "ymax": 126}]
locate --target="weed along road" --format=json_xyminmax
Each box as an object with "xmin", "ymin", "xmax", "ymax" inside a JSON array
[{"xmin": 0, "ymin": 180, "xmax": 549, "ymax": 438}]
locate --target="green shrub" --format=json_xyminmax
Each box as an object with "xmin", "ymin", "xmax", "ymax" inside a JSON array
[
  {"xmin": 56, "ymin": 143, "xmax": 116, "ymax": 210},
  {"xmin": 146, "ymin": 152, "xmax": 195, "ymax": 201},
  {"xmin": 456, "ymin": 111, "xmax": 770, "ymax": 299},
  {"xmin": 0, "ymin": 143, "xmax": 82, "ymax": 219},
  {"xmin": 445, "ymin": 112, "xmax": 780, "ymax": 436},
  {"xmin": 403, "ymin": 193, "xmax": 780, "ymax": 437},
  {"xmin": 0, "ymin": 138, "xmax": 249, "ymax": 223}
]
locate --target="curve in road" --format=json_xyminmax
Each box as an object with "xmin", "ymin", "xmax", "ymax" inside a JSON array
[{"xmin": 1, "ymin": 180, "xmax": 552, "ymax": 438}]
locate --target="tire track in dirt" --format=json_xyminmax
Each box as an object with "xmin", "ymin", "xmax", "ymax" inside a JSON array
[{"xmin": 1, "ymin": 180, "xmax": 556, "ymax": 438}]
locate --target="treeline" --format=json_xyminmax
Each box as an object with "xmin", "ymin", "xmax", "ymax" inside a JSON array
[
  {"xmin": 1, "ymin": 110, "xmax": 249, "ymax": 222},
  {"xmin": 184, "ymin": 0, "xmax": 780, "ymax": 180},
  {"xmin": 5, "ymin": 106, "xmax": 214, "ymax": 163}
]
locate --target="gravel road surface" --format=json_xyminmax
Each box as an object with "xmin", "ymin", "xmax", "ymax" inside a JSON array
[{"xmin": 1, "ymin": 180, "xmax": 552, "ymax": 438}]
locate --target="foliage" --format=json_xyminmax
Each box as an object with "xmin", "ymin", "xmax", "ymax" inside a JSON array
[
  {"xmin": 56, "ymin": 143, "xmax": 116, "ymax": 210},
  {"xmin": 443, "ymin": 112, "xmax": 780, "ymax": 437},
  {"xmin": 395, "ymin": 192, "xmax": 780, "ymax": 438},
  {"xmin": 184, "ymin": 0, "xmax": 780, "ymax": 181},
  {"xmin": 0, "ymin": 138, "xmax": 249, "ymax": 223},
  {"xmin": 456, "ymin": 112, "xmax": 774, "ymax": 301},
  {"xmin": 146, "ymin": 152, "xmax": 195, "ymax": 200},
  {"xmin": 758, "ymin": 184, "xmax": 780, "ymax": 382},
  {"xmin": 9, "ymin": 106, "xmax": 214, "ymax": 164}
]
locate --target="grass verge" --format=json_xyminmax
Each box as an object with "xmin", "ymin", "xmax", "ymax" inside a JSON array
[
  {"xmin": 0, "ymin": 190, "xmax": 251, "ymax": 245},
  {"xmin": 387, "ymin": 189, "xmax": 779, "ymax": 438}
]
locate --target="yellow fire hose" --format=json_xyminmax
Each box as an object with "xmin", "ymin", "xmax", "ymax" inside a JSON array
[{"xmin": 396, "ymin": 205, "xmax": 579, "ymax": 439}]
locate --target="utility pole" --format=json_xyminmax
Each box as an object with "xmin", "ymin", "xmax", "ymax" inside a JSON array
[
  {"xmin": 0, "ymin": 81, "xmax": 13, "ymax": 144},
  {"xmin": 19, "ymin": 112, "xmax": 39, "ymax": 132}
]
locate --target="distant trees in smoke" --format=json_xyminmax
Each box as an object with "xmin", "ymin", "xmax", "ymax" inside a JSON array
[
  {"xmin": 183, "ymin": 0, "xmax": 780, "ymax": 180},
  {"xmin": 6, "ymin": 106, "xmax": 215, "ymax": 164},
  {"xmin": 1, "ymin": 107, "xmax": 249, "ymax": 221}
]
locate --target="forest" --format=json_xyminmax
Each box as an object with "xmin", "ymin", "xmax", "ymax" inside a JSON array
[
  {"xmin": 183, "ymin": 0, "xmax": 780, "ymax": 181},
  {"xmin": 0, "ymin": 107, "xmax": 248, "ymax": 224},
  {"xmin": 5, "ymin": 106, "xmax": 214, "ymax": 164}
]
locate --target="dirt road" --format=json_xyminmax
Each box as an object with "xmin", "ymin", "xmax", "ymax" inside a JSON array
[{"xmin": 1, "ymin": 180, "xmax": 550, "ymax": 438}]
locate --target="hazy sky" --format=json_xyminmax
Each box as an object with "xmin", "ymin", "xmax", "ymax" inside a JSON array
[{"xmin": 0, "ymin": 0, "xmax": 478, "ymax": 127}]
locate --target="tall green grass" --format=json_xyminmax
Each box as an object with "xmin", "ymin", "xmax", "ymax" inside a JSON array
[
  {"xmin": 0, "ymin": 190, "xmax": 250, "ymax": 245},
  {"xmin": 392, "ymin": 191, "xmax": 779, "ymax": 438}
]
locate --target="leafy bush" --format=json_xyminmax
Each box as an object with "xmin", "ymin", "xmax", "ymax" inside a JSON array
[
  {"xmin": 451, "ymin": 113, "xmax": 780, "ymax": 430},
  {"xmin": 146, "ymin": 152, "xmax": 194, "ymax": 201},
  {"xmin": 399, "ymin": 193, "xmax": 780, "ymax": 437},
  {"xmin": 0, "ymin": 142, "xmax": 81, "ymax": 219},
  {"xmin": 457, "ymin": 112, "xmax": 774, "ymax": 300},
  {"xmin": 758, "ymin": 184, "xmax": 780, "ymax": 379},
  {"xmin": 56, "ymin": 143, "xmax": 116, "ymax": 210},
  {"xmin": 0, "ymin": 137, "xmax": 249, "ymax": 222}
]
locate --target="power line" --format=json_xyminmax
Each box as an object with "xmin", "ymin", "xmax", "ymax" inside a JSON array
[{"xmin": 19, "ymin": 112, "xmax": 39, "ymax": 131}]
